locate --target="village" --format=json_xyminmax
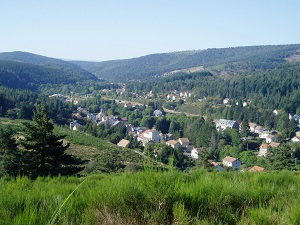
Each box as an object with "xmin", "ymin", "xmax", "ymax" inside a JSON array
[{"xmin": 65, "ymin": 87, "xmax": 300, "ymax": 172}]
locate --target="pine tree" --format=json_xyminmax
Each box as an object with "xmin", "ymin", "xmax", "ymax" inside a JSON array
[
  {"xmin": 21, "ymin": 104, "xmax": 82, "ymax": 178},
  {"xmin": 0, "ymin": 126, "xmax": 21, "ymax": 176}
]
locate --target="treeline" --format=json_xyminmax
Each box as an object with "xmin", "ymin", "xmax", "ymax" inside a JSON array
[{"xmin": 0, "ymin": 86, "xmax": 75, "ymax": 124}]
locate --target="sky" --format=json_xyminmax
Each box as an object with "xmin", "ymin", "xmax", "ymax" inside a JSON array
[{"xmin": 1, "ymin": 0, "xmax": 300, "ymax": 61}]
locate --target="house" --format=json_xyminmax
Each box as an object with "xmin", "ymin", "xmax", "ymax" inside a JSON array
[
  {"xmin": 259, "ymin": 142, "xmax": 280, "ymax": 157},
  {"xmin": 266, "ymin": 134, "xmax": 275, "ymax": 144},
  {"xmin": 167, "ymin": 94, "xmax": 176, "ymax": 101},
  {"xmin": 258, "ymin": 143, "xmax": 269, "ymax": 157},
  {"xmin": 77, "ymin": 107, "xmax": 89, "ymax": 116},
  {"xmin": 249, "ymin": 123, "xmax": 257, "ymax": 132},
  {"xmin": 211, "ymin": 162, "xmax": 224, "ymax": 171},
  {"xmin": 116, "ymin": 88, "xmax": 125, "ymax": 95},
  {"xmin": 289, "ymin": 113, "xmax": 300, "ymax": 121},
  {"xmin": 223, "ymin": 98, "xmax": 230, "ymax": 104},
  {"xmin": 164, "ymin": 133, "xmax": 174, "ymax": 141},
  {"xmin": 273, "ymin": 109, "xmax": 281, "ymax": 116},
  {"xmin": 166, "ymin": 140, "xmax": 181, "ymax": 149},
  {"xmin": 112, "ymin": 120, "xmax": 122, "ymax": 127},
  {"xmin": 71, "ymin": 112, "xmax": 82, "ymax": 119},
  {"xmin": 173, "ymin": 90, "xmax": 180, "ymax": 95},
  {"xmin": 120, "ymin": 117, "xmax": 127, "ymax": 125},
  {"xmin": 117, "ymin": 139, "xmax": 130, "ymax": 148},
  {"xmin": 191, "ymin": 147, "xmax": 202, "ymax": 160},
  {"xmin": 96, "ymin": 109, "xmax": 106, "ymax": 121},
  {"xmin": 153, "ymin": 109, "xmax": 163, "ymax": 117},
  {"xmin": 137, "ymin": 129, "xmax": 161, "ymax": 146},
  {"xmin": 291, "ymin": 136, "xmax": 300, "ymax": 143},
  {"xmin": 178, "ymin": 138, "xmax": 190, "ymax": 148},
  {"xmin": 259, "ymin": 131, "xmax": 271, "ymax": 139},
  {"xmin": 222, "ymin": 156, "xmax": 242, "ymax": 169},
  {"xmin": 269, "ymin": 142, "xmax": 280, "ymax": 148},
  {"xmin": 180, "ymin": 91, "xmax": 192, "ymax": 98},
  {"xmin": 249, "ymin": 166, "xmax": 265, "ymax": 172},
  {"xmin": 87, "ymin": 113, "xmax": 97, "ymax": 123},
  {"xmin": 215, "ymin": 119, "xmax": 239, "ymax": 131},
  {"xmin": 124, "ymin": 102, "xmax": 132, "ymax": 108},
  {"xmin": 183, "ymin": 149, "xmax": 191, "ymax": 158},
  {"xmin": 70, "ymin": 120, "xmax": 81, "ymax": 131},
  {"xmin": 254, "ymin": 126, "xmax": 264, "ymax": 134}
]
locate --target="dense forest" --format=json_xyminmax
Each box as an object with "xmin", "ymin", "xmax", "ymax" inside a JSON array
[
  {"xmin": 72, "ymin": 44, "xmax": 300, "ymax": 81},
  {"xmin": 126, "ymin": 63, "xmax": 300, "ymax": 119}
]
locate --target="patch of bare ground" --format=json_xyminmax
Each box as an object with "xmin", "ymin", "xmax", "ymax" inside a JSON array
[
  {"xmin": 67, "ymin": 144, "xmax": 99, "ymax": 159},
  {"xmin": 285, "ymin": 51, "xmax": 300, "ymax": 62}
]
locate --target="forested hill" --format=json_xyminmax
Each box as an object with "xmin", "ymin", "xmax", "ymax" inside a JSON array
[
  {"xmin": 0, "ymin": 60, "xmax": 96, "ymax": 91},
  {"xmin": 71, "ymin": 44, "xmax": 300, "ymax": 81},
  {"xmin": 0, "ymin": 51, "xmax": 98, "ymax": 81}
]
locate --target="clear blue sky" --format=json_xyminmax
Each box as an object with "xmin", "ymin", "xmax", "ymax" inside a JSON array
[{"xmin": 1, "ymin": 0, "xmax": 300, "ymax": 61}]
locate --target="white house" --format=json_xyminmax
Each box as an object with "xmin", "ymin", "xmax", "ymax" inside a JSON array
[
  {"xmin": 266, "ymin": 134, "xmax": 275, "ymax": 144},
  {"xmin": 180, "ymin": 91, "xmax": 192, "ymax": 98},
  {"xmin": 70, "ymin": 120, "xmax": 81, "ymax": 131},
  {"xmin": 273, "ymin": 109, "xmax": 281, "ymax": 116},
  {"xmin": 289, "ymin": 113, "xmax": 300, "ymax": 121},
  {"xmin": 291, "ymin": 136, "xmax": 300, "ymax": 143},
  {"xmin": 153, "ymin": 109, "xmax": 163, "ymax": 117},
  {"xmin": 223, "ymin": 98, "xmax": 230, "ymax": 104},
  {"xmin": 222, "ymin": 156, "xmax": 242, "ymax": 169},
  {"xmin": 215, "ymin": 119, "xmax": 239, "ymax": 131},
  {"xmin": 167, "ymin": 94, "xmax": 176, "ymax": 101},
  {"xmin": 137, "ymin": 129, "xmax": 161, "ymax": 146},
  {"xmin": 249, "ymin": 123, "xmax": 257, "ymax": 133},
  {"xmin": 191, "ymin": 147, "xmax": 202, "ymax": 160},
  {"xmin": 258, "ymin": 143, "xmax": 269, "ymax": 157},
  {"xmin": 259, "ymin": 131, "xmax": 271, "ymax": 139}
]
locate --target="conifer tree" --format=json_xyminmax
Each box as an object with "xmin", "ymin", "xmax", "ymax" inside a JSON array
[
  {"xmin": 0, "ymin": 126, "xmax": 21, "ymax": 176},
  {"xmin": 21, "ymin": 104, "xmax": 82, "ymax": 178}
]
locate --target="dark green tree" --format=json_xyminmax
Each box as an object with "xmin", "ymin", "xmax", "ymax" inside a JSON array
[
  {"xmin": 0, "ymin": 126, "xmax": 21, "ymax": 176},
  {"xmin": 267, "ymin": 145, "xmax": 294, "ymax": 170},
  {"xmin": 21, "ymin": 104, "xmax": 82, "ymax": 178}
]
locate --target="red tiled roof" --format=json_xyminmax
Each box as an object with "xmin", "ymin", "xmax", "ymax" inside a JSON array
[
  {"xmin": 268, "ymin": 142, "xmax": 280, "ymax": 148},
  {"xmin": 249, "ymin": 166, "xmax": 265, "ymax": 172},
  {"xmin": 260, "ymin": 144, "xmax": 269, "ymax": 149}
]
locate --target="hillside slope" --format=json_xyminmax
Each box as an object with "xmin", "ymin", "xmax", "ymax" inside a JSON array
[
  {"xmin": 0, "ymin": 60, "xmax": 96, "ymax": 90},
  {"xmin": 71, "ymin": 44, "xmax": 300, "ymax": 81},
  {"xmin": 0, "ymin": 51, "xmax": 98, "ymax": 81}
]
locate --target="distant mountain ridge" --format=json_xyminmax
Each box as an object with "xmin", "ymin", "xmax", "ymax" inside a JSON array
[
  {"xmin": 0, "ymin": 51, "xmax": 98, "ymax": 81},
  {"xmin": 71, "ymin": 44, "xmax": 300, "ymax": 81},
  {"xmin": 0, "ymin": 51, "xmax": 99, "ymax": 90}
]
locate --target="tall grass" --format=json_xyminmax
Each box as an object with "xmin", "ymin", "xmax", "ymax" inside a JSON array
[{"xmin": 0, "ymin": 170, "xmax": 299, "ymax": 224}]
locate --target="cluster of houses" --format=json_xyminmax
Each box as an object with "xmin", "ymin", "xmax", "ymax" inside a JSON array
[
  {"xmin": 69, "ymin": 103, "xmax": 300, "ymax": 172},
  {"xmin": 70, "ymin": 108, "xmax": 127, "ymax": 130},
  {"xmin": 167, "ymin": 90, "xmax": 192, "ymax": 101},
  {"xmin": 211, "ymin": 156, "xmax": 264, "ymax": 172}
]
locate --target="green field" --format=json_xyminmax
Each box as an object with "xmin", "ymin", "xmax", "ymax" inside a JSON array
[{"xmin": 0, "ymin": 170, "xmax": 300, "ymax": 225}]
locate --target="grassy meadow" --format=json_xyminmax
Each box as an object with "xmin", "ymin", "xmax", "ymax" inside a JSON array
[{"xmin": 0, "ymin": 170, "xmax": 300, "ymax": 225}]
